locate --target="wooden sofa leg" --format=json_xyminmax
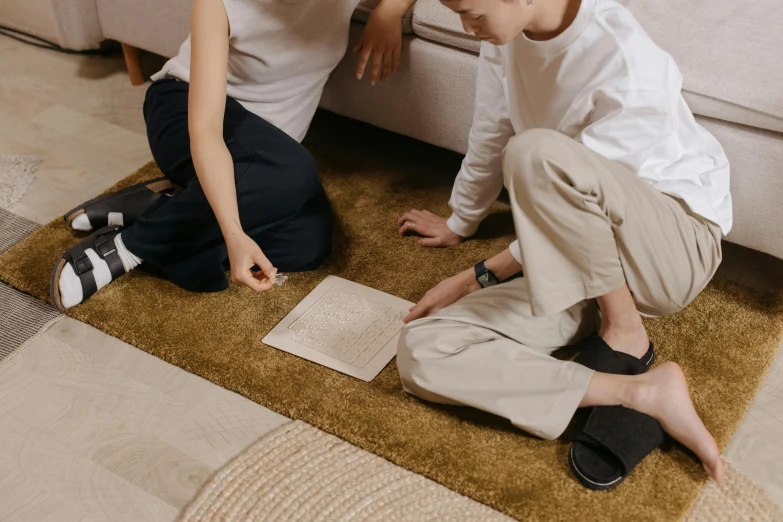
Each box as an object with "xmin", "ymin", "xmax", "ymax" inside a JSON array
[{"xmin": 121, "ymin": 43, "xmax": 145, "ymax": 86}]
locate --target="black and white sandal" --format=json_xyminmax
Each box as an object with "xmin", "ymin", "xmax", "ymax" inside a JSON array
[
  {"xmin": 50, "ymin": 226, "xmax": 125, "ymax": 312},
  {"xmin": 63, "ymin": 177, "xmax": 174, "ymax": 229},
  {"xmin": 568, "ymin": 335, "xmax": 663, "ymax": 490}
]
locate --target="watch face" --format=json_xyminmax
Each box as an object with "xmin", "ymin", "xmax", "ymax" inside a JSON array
[{"xmin": 478, "ymin": 271, "xmax": 499, "ymax": 288}]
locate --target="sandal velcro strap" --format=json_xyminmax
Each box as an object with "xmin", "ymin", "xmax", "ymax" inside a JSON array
[
  {"xmin": 94, "ymin": 236, "xmax": 116, "ymax": 257},
  {"xmin": 66, "ymin": 242, "xmax": 99, "ymax": 298},
  {"xmin": 93, "ymin": 233, "xmax": 125, "ymax": 280},
  {"xmin": 573, "ymin": 334, "xmax": 654, "ymax": 375},
  {"xmin": 571, "ymin": 406, "xmax": 665, "ymax": 489},
  {"xmin": 72, "ymin": 253, "xmax": 93, "ymax": 275}
]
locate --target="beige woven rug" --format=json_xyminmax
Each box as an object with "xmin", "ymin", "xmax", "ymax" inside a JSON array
[
  {"xmin": 181, "ymin": 421, "xmax": 783, "ymax": 522},
  {"xmin": 0, "ymin": 155, "xmax": 39, "ymax": 210},
  {"xmin": 179, "ymin": 421, "xmax": 513, "ymax": 522}
]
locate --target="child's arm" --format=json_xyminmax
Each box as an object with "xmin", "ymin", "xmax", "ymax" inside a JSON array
[
  {"xmin": 397, "ymin": 42, "xmax": 515, "ymax": 248},
  {"xmin": 189, "ymin": 0, "xmax": 276, "ymax": 292},
  {"xmin": 447, "ymin": 42, "xmax": 516, "ymax": 239},
  {"xmin": 404, "ymin": 247, "xmax": 523, "ymax": 323},
  {"xmin": 354, "ymin": 0, "xmax": 416, "ymax": 86}
]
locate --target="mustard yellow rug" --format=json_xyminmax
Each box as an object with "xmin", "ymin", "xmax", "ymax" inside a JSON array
[{"xmin": 1, "ymin": 131, "xmax": 781, "ymax": 521}]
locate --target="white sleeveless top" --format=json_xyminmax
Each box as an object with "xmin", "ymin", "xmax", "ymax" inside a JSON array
[{"xmin": 152, "ymin": 0, "xmax": 361, "ymax": 142}]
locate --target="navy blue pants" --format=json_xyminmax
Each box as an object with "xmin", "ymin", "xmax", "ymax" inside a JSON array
[{"xmin": 122, "ymin": 79, "xmax": 332, "ymax": 292}]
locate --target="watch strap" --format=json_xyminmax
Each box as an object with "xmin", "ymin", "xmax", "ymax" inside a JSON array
[{"xmin": 474, "ymin": 260, "xmax": 488, "ymax": 281}]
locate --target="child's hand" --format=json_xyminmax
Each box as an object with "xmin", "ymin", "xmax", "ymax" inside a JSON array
[
  {"xmin": 225, "ymin": 231, "xmax": 277, "ymax": 292},
  {"xmin": 404, "ymin": 269, "xmax": 479, "ymax": 323},
  {"xmin": 354, "ymin": 0, "xmax": 411, "ymax": 86},
  {"xmin": 397, "ymin": 209, "xmax": 464, "ymax": 247}
]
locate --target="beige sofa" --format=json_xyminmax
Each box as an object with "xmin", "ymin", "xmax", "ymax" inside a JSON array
[
  {"xmin": 40, "ymin": 0, "xmax": 783, "ymax": 260},
  {"xmin": 0, "ymin": 0, "xmax": 101, "ymax": 50}
]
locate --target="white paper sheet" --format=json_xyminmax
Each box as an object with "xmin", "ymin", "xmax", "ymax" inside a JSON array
[{"xmin": 262, "ymin": 276, "xmax": 414, "ymax": 381}]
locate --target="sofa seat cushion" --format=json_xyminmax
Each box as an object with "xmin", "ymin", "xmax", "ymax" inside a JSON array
[
  {"xmin": 618, "ymin": 0, "xmax": 783, "ymax": 133},
  {"xmin": 96, "ymin": 0, "xmax": 412, "ymax": 59},
  {"xmin": 411, "ymin": 0, "xmax": 480, "ymax": 54},
  {"xmin": 411, "ymin": 0, "xmax": 783, "ymax": 133},
  {"xmin": 96, "ymin": 0, "xmax": 191, "ymax": 58}
]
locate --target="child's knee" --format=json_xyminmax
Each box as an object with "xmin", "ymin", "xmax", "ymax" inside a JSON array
[
  {"xmin": 290, "ymin": 216, "xmax": 333, "ymax": 271},
  {"xmin": 503, "ymin": 129, "xmax": 569, "ymax": 190},
  {"xmin": 636, "ymin": 290, "xmax": 693, "ymax": 318},
  {"xmin": 397, "ymin": 317, "xmax": 473, "ymax": 398},
  {"xmin": 293, "ymin": 147, "xmax": 320, "ymax": 190},
  {"xmin": 397, "ymin": 323, "xmax": 423, "ymax": 389},
  {"xmin": 396, "ymin": 319, "xmax": 442, "ymax": 395}
]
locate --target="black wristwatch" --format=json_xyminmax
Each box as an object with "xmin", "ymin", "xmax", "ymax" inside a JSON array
[{"xmin": 474, "ymin": 260, "xmax": 500, "ymax": 289}]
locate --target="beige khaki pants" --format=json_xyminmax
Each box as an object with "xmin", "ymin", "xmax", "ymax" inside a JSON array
[{"xmin": 397, "ymin": 129, "xmax": 723, "ymax": 440}]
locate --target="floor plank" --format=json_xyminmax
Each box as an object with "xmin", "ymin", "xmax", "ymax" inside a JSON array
[
  {"xmin": 0, "ymin": 413, "xmax": 179, "ymax": 522},
  {"xmin": 0, "ymin": 317, "xmax": 289, "ymax": 517}
]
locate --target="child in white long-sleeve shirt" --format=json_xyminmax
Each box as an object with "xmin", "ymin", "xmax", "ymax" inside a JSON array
[{"xmin": 396, "ymin": 0, "xmax": 728, "ymax": 489}]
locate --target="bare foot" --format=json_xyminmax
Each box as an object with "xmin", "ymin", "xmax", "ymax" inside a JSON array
[
  {"xmin": 628, "ymin": 362, "xmax": 725, "ymax": 481},
  {"xmin": 600, "ymin": 320, "xmax": 650, "ymax": 360}
]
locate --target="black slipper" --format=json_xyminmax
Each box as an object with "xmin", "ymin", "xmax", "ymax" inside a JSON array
[
  {"xmin": 568, "ymin": 335, "xmax": 663, "ymax": 490},
  {"xmin": 574, "ymin": 334, "xmax": 655, "ymax": 374},
  {"xmin": 64, "ymin": 177, "xmax": 174, "ymax": 229},
  {"xmin": 50, "ymin": 226, "xmax": 125, "ymax": 312}
]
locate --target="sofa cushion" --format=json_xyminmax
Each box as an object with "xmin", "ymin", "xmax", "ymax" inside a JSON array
[
  {"xmin": 618, "ymin": 0, "xmax": 783, "ymax": 133},
  {"xmin": 0, "ymin": 0, "xmax": 103, "ymax": 50},
  {"xmin": 0, "ymin": 0, "xmax": 62, "ymax": 46},
  {"xmin": 353, "ymin": 0, "xmax": 415, "ymax": 33},
  {"xmin": 411, "ymin": 0, "xmax": 480, "ymax": 54},
  {"xmin": 96, "ymin": 0, "xmax": 191, "ymax": 58},
  {"xmin": 96, "ymin": 0, "xmax": 412, "ymax": 59},
  {"xmin": 411, "ymin": 0, "xmax": 783, "ymax": 133}
]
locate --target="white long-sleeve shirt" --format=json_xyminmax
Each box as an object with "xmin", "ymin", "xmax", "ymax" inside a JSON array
[{"xmin": 447, "ymin": 0, "xmax": 732, "ymax": 263}]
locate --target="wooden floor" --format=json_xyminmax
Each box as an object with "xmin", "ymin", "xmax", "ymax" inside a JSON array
[
  {"xmin": 0, "ymin": 34, "xmax": 782, "ymax": 520},
  {"xmin": 0, "ymin": 318, "xmax": 288, "ymax": 521}
]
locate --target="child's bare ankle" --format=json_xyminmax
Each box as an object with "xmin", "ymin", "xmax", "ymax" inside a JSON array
[{"xmin": 599, "ymin": 321, "xmax": 649, "ymax": 359}]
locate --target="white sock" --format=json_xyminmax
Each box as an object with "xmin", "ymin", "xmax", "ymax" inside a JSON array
[
  {"xmin": 71, "ymin": 214, "xmax": 92, "ymax": 231},
  {"xmin": 70, "ymin": 212, "xmax": 124, "ymax": 232},
  {"xmin": 58, "ymin": 233, "xmax": 142, "ymax": 308},
  {"xmin": 115, "ymin": 234, "xmax": 141, "ymax": 271}
]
